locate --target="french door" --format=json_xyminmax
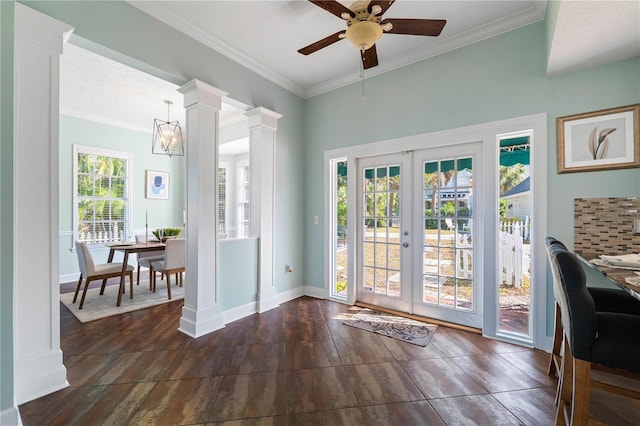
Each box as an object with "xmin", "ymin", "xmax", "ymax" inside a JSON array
[{"xmin": 357, "ymin": 143, "xmax": 482, "ymax": 328}]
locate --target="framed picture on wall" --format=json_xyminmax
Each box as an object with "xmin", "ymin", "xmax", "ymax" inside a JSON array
[
  {"xmin": 556, "ymin": 104, "xmax": 640, "ymax": 173},
  {"xmin": 146, "ymin": 170, "xmax": 169, "ymax": 199}
]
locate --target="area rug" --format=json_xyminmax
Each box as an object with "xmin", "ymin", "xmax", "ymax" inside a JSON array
[
  {"xmin": 60, "ymin": 280, "xmax": 184, "ymax": 323},
  {"xmin": 343, "ymin": 309, "xmax": 438, "ymax": 347}
]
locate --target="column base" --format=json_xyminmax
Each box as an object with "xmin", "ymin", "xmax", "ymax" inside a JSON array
[
  {"xmin": 15, "ymin": 349, "xmax": 68, "ymax": 404},
  {"xmin": 179, "ymin": 303, "xmax": 225, "ymax": 338}
]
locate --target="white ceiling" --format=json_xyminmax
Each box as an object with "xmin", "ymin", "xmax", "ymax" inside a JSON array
[
  {"xmin": 60, "ymin": 1, "xmax": 639, "ymax": 137},
  {"xmin": 60, "ymin": 43, "xmax": 250, "ymax": 155},
  {"xmin": 129, "ymin": 0, "xmax": 549, "ymax": 98}
]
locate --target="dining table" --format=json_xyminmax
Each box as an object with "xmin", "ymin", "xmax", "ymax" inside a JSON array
[
  {"xmin": 577, "ymin": 252, "xmax": 640, "ymax": 301},
  {"xmin": 106, "ymin": 241, "xmax": 165, "ymax": 306}
]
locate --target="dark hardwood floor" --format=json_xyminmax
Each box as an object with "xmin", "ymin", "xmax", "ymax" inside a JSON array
[{"xmin": 19, "ymin": 292, "xmax": 640, "ymax": 425}]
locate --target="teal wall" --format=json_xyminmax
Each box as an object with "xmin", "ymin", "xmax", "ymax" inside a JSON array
[
  {"xmin": 219, "ymin": 238, "xmax": 259, "ymax": 311},
  {"xmin": 302, "ymin": 22, "xmax": 639, "ymax": 337},
  {"xmin": 2, "ymin": 0, "xmax": 639, "ymax": 413},
  {"xmin": 0, "ymin": 0, "xmax": 14, "ymax": 414},
  {"xmin": 59, "ymin": 115, "xmax": 185, "ymax": 275},
  {"xmin": 23, "ymin": 0, "xmax": 306, "ymax": 294}
]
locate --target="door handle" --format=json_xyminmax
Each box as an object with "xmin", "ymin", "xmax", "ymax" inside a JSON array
[{"xmin": 403, "ymin": 242, "xmax": 409, "ymax": 248}]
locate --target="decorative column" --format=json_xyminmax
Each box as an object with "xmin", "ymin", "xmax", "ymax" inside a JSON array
[
  {"xmin": 178, "ymin": 79, "xmax": 227, "ymax": 337},
  {"xmin": 13, "ymin": 3, "xmax": 73, "ymax": 404},
  {"xmin": 246, "ymin": 107, "xmax": 282, "ymax": 313}
]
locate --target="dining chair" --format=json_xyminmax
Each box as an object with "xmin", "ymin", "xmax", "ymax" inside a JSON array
[
  {"xmin": 544, "ymin": 237, "xmax": 640, "ymax": 381},
  {"xmin": 548, "ymin": 244, "xmax": 640, "ymax": 425},
  {"xmin": 134, "ymin": 234, "xmax": 165, "ymax": 289},
  {"xmin": 150, "ymin": 238, "xmax": 185, "ymax": 300},
  {"xmin": 74, "ymin": 240, "xmax": 134, "ymax": 309}
]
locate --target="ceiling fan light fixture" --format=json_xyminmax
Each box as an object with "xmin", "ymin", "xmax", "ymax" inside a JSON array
[{"xmin": 346, "ymin": 20, "xmax": 382, "ymax": 51}]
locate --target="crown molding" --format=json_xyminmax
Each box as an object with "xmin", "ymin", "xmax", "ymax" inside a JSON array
[
  {"xmin": 127, "ymin": 1, "xmax": 306, "ymax": 98},
  {"xmin": 128, "ymin": 1, "xmax": 545, "ymax": 100},
  {"xmin": 303, "ymin": 2, "xmax": 546, "ymax": 98}
]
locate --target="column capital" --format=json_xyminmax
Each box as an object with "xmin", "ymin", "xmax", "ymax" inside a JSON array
[
  {"xmin": 246, "ymin": 107, "xmax": 283, "ymax": 131},
  {"xmin": 178, "ymin": 79, "xmax": 228, "ymax": 110},
  {"xmin": 15, "ymin": 3, "xmax": 74, "ymax": 55}
]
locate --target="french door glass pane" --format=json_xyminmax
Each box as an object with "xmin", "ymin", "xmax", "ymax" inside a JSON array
[
  {"xmin": 361, "ymin": 165, "xmax": 401, "ymax": 298},
  {"xmin": 422, "ymin": 158, "xmax": 473, "ymax": 311}
]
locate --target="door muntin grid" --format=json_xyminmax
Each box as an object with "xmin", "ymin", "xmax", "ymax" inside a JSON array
[
  {"xmin": 361, "ymin": 165, "xmax": 401, "ymax": 297},
  {"xmin": 422, "ymin": 158, "xmax": 474, "ymax": 311}
]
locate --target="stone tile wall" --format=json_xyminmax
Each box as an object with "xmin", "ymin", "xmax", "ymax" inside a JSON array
[{"xmin": 574, "ymin": 197, "xmax": 640, "ymax": 258}]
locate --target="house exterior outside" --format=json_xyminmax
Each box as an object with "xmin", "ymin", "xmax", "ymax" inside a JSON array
[{"xmin": 502, "ymin": 176, "xmax": 531, "ymax": 219}]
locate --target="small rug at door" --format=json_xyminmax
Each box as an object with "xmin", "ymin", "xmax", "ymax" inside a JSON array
[
  {"xmin": 60, "ymin": 280, "xmax": 184, "ymax": 323},
  {"xmin": 343, "ymin": 309, "xmax": 438, "ymax": 347}
]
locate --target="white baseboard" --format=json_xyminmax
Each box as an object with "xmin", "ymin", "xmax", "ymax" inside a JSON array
[
  {"xmin": 1, "ymin": 406, "xmax": 23, "ymax": 426},
  {"xmin": 222, "ymin": 301, "xmax": 257, "ymax": 325},
  {"xmin": 276, "ymin": 286, "xmax": 305, "ymax": 305},
  {"xmin": 15, "ymin": 349, "xmax": 68, "ymax": 405},
  {"xmin": 303, "ymin": 285, "xmax": 326, "ymax": 299},
  {"xmin": 60, "ymin": 272, "xmax": 79, "ymax": 285}
]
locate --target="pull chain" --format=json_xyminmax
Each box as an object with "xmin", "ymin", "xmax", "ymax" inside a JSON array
[{"xmin": 360, "ymin": 51, "xmax": 366, "ymax": 100}]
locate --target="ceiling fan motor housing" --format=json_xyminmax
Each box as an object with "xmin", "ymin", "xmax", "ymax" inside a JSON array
[{"xmin": 345, "ymin": 8, "xmax": 383, "ymax": 51}]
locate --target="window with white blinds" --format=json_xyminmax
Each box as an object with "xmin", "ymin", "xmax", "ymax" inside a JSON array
[
  {"xmin": 218, "ymin": 166, "xmax": 227, "ymax": 233},
  {"xmin": 73, "ymin": 145, "xmax": 132, "ymax": 244},
  {"xmin": 237, "ymin": 159, "xmax": 250, "ymax": 238}
]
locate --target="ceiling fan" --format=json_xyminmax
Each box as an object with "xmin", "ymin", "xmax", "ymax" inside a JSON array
[{"xmin": 298, "ymin": 0, "xmax": 447, "ymax": 69}]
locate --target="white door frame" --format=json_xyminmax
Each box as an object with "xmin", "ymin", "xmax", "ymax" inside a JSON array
[{"xmin": 324, "ymin": 113, "xmax": 548, "ymax": 350}]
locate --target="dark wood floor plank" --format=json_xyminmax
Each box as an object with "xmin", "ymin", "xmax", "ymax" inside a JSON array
[
  {"xmin": 162, "ymin": 346, "xmax": 235, "ymax": 380},
  {"xmin": 130, "ymin": 377, "xmax": 222, "ymax": 425},
  {"xmin": 224, "ymin": 343, "xmax": 287, "ymax": 374},
  {"xmin": 344, "ymin": 362, "xmax": 425, "ymax": 405},
  {"xmin": 400, "ymin": 358, "xmax": 488, "ymax": 399},
  {"xmin": 333, "ymin": 336, "xmax": 395, "ymax": 365},
  {"xmin": 285, "ymin": 407, "xmax": 365, "ymax": 425},
  {"xmin": 429, "ymin": 394, "xmax": 521, "ymax": 425},
  {"xmin": 209, "ymin": 372, "xmax": 287, "ymax": 422},
  {"xmin": 285, "ymin": 366, "xmax": 358, "ymax": 413},
  {"xmin": 18, "ymin": 296, "xmax": 640, "ymax": 425},
  {"xmin": 450, "ymin": 354, "xmax": 546, "ymax": 393},
  {"xmin": 285, "ymin": 339, "xmax": 342, "ymax": 370},
  {"xmin": 492, "ymin": 387, "xmax": 557, "ymax": 426},
  {"xmin": 360, "ymin": 401, "xmax": 445, "ymax": 426}
]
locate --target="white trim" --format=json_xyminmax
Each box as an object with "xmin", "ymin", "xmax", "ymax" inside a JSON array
[
  {"xmin": 0, "ymin": 406, "xmax": 23, "ymax": 426},
  {"xmin": 222, "ymin": 301, "xmax": 257, "ymax": 325},
  {"xmin": 246, "ymin": 107, "xmax": 282, "ymax": 314},
  {"xmin": 323, "ymin": 113, "xmax": 548, "ymax": 349},
  {"xmin": 13, "ymin": 2, "xmax": 73, "ymax": 405},
  {"xmin": 178, "ymin": 79, "xmax": 227, "ymax": 338},
  {"xmin": 304, "ymin": 285, "xmax": 327, "ymax": 300},
  {"xmin": 127, "ymin": 1, "xmax": 305, "ymax": 98},
  {"xmin": 128, "ymin": 1, "xmax": 545, "ymax": 99}
]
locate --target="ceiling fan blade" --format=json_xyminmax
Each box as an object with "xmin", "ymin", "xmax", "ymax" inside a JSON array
[
  {"xmin": 381, "ymin": 18, "xmax": 447, "ymax": 36},
  {"xmin": 298, "ymin": 31, "xmax": 344, "ymax": 55},
  {"xmin": 309, "ymin": 0, "xmax": 354, "ymax": 19},
  {"xmin": 368, "ymin": 0, "xmax": 396, "ymax": 16},
  {"xmin": 361, "ymin": 45, "xmax": 379, "ymax": 69}
]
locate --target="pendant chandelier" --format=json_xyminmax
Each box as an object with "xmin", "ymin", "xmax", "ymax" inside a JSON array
[{"xmin": 152, "ymin": 100, "xmax": 184, "ymax": 157}]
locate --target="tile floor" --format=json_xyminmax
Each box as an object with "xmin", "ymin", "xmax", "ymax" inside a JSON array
[{"xmin": 18, "ymin": 295, "xmax": 640, "ymax": 425}]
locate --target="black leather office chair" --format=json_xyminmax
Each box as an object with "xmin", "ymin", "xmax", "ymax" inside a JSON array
[{"xmin": 548, "ymin": 244, "xmax": 640, "ymax": 425}]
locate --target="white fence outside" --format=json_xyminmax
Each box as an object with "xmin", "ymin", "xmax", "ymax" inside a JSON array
[
  {"xmin": 456, "ymin": 233, "xmax": 473, "ymax": 279},
  {"xmin": 500, "ymin": 220, "xmax": 524, "ymax": 287}
]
